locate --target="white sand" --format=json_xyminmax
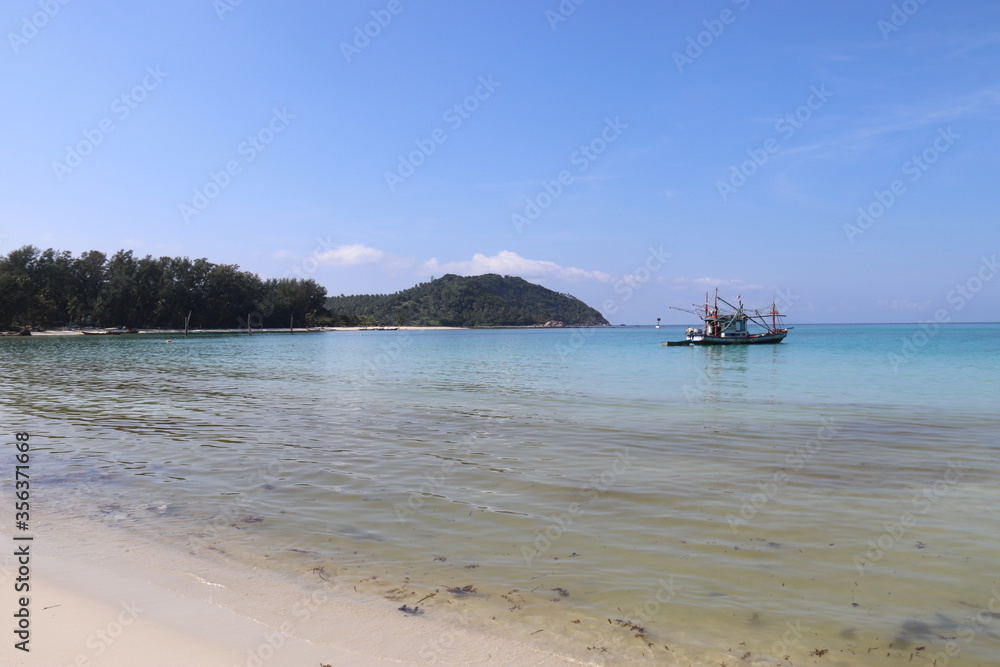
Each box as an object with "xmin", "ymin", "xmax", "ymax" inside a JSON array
[
  {"xmin": 23, "ymin": 327, "xmax": 469, "ymax": 336},
  {"xmin": 1, "ymin": 517, "xmax": 580, "ymax": 666}
]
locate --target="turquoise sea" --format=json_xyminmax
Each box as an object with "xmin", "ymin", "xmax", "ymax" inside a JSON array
[{"xmin": 2, "ymin": 325, "xmax": 999, "ymax": 665}]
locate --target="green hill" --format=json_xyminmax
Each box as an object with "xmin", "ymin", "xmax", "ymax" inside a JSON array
[{"xmin": 325, "ymin": 274, "xmax": 609, "ymax": 327}]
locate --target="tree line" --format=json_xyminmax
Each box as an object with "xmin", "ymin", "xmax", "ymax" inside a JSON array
[{"xmin": 0, "ymin": 246, "xmax": 358, "ymax": 330}]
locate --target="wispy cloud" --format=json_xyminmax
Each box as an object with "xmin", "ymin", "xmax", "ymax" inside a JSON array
[
  {"xmin": 940, "ymin": 31, "xmax": 1000, "ymax": 60},
  {"xmin": 782, "ymin": 85, "xmax": 1000, "ymax": 159},
  {"xmin": 422, "ymin": 250, "xmax": 612, "ymax": 283},
  {"xmin": 671, "ymin": 277, "xmax": 766, "ymax": 291},
  {"xmin": 876, "ymin": 298, "xmax": 932, "ymax": 310}
]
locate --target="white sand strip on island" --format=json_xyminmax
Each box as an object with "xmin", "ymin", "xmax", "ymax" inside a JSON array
[{"xmin": 1, "ymin": 517, "xmax": 582, "ymax": 667}]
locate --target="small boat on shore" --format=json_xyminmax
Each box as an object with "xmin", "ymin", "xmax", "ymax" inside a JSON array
[
  {"xmin": 81, "ymin": 328, "xmax": 138, "ymax": 335},
  {"xmin": 665, "ymin": 289, "xmax": 789, "ymax": 346}
]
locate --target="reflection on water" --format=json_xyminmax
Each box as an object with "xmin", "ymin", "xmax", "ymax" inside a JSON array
[{"xmin": 2, "ymin": 327, "xmax": 999, "ymax": 665}]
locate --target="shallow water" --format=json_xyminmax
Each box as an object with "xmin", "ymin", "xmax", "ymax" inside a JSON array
[{"xmin": 2, "ymin": 325, "xmax": 999, "ymax": 665}]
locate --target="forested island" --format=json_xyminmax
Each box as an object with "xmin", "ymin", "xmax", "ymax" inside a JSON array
[
  {"xmin": 0, "ymin": 246, "xmax": 608, "ymax": 330},
  {"xmin": 326, "ymin": 273, "xmax": 609, "ymax": 327}
]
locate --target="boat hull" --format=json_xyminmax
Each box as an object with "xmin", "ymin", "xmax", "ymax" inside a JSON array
[{"xmin": 689, "ymin": 331, "xmax": 787, "ymax": 345}]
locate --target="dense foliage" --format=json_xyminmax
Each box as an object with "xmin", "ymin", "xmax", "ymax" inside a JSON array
[
  {"xmin": 325, "ymin": 273, "xmax": 609, "ymax": 327},
  {"xmin": 0, "ymin": 246, "xmax": 345, "ymax": 330}
]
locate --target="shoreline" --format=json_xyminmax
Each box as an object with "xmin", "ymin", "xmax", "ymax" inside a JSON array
[
  {"xmin": 2, "ymin": 512, "xmax": 584, "ymax": 666},
  {"xmin": 14, "ymin": 325, "xmax": 617, "ymax": 337},
  {"xmin": 18, "ymin": 327, "xmax": 467, "ymax": 336}
]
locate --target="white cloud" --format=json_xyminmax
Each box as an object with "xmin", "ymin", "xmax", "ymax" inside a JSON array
[
  {"xmin": 315, "ymin": 243, "xmax": 384, "ymax": 267},
  {"xmin": 671, "ymin": 277, "xmax": 766, "ymax": 290},
  {"xmin": 876, "ymin": 299, "xmax": 932, "ymax": 310},
  {"xmin": 422, "ymin": 250, "xmax": 612, "ymax": 283}
]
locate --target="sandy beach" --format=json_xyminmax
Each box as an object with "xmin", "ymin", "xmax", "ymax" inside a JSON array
[
  {"xmin": 1, "ymin": 513, "xmax": 580, "ymax": 667},
  {"xmin": 20, "ymin": 327, "xmax": 470, "ymax": 336}
]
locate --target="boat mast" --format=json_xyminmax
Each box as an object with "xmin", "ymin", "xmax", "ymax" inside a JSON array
[{"xmin": 712, "ymin": 288, "xmax": 718, "ymax": 336}]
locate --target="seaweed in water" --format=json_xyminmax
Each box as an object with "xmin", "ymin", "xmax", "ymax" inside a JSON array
[
  {"xmin": 415, "ymin": 591, "xmax": 437, "ymax": 604},
  {"xmin": 398, "ymin": 604, "xmax": 422, "ymax": 615},
  {"xmin": 446, "ymin": 585, "xmax": 477, "ymax": 595},
  {"xmin": 384, "ymin": 587, "xmax": 409, "ymax": 601},
  {"xmin": 611, "ymin": 618, "xmax": 647, "ymax": 638},
  {"xmin": 502, "ymin": 589, "xmax": 525, "ymax": 611}
]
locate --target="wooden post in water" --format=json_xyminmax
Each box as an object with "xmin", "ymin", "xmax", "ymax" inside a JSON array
[
  {"xmin": 184, "ymin": 310, "xmax": 192, "ymax": 337},
  {"xmin": 247, "ymin": 313, "xmax": 251, "ymax": 336},
  {"xmin": 290, "ymin": 313, "xmax": 293, "ymax": 334}
]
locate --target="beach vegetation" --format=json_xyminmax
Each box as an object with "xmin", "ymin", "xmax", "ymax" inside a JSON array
[{"xmin": 0, "ymin": 245, "xmax": 345, "ymax": 330}]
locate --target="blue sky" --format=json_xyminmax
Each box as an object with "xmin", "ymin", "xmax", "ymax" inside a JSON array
[{"xmin": 2, "ymin": 0, "xmax": 998, "ymax": 323}]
